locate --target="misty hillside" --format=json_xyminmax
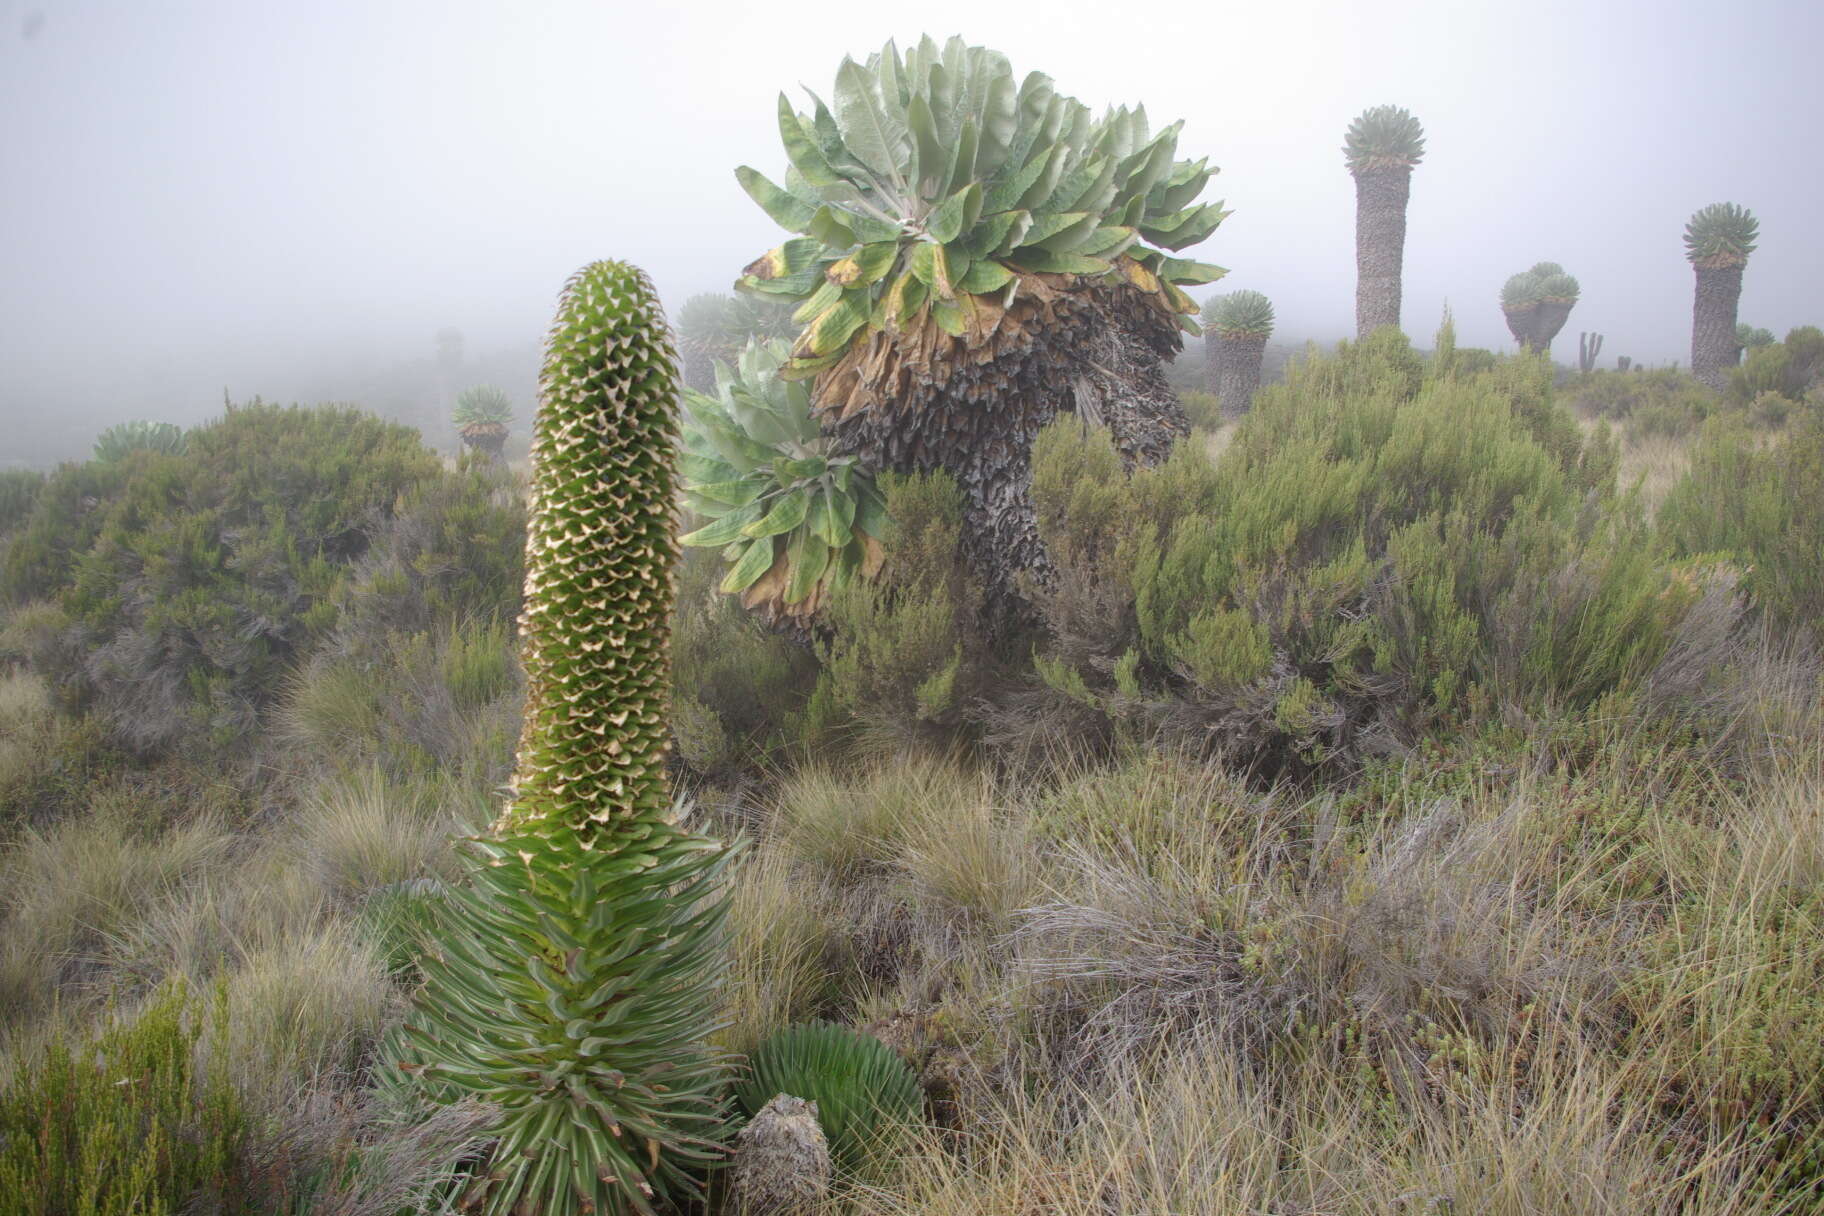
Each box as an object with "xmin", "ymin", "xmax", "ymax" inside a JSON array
[{"xmin": 3, "ymin": 10, "xmax": 1824, "ymax": 1216}]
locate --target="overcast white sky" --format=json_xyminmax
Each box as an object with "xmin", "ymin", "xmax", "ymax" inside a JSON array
[{"xmin": 3, "ymin": 0, "xmax": 1820, "ymax": 461}]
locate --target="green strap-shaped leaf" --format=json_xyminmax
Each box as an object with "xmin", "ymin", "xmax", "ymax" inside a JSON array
[
  {"xmin": 833, "ymin": 57, "xmax": 907, "ymax": 192},
  {"xmin": 721, "ymin": 537, "xmax": 777, "ymax": 593},
  {"xmin": 735, "ymin": 166, "xmax": 816, "ymax": 231},
  {"xmin": 742, "ymin": 487, "xmax": 809, "ymax": 539},
  {"xmin": 925, "ymin": 183, "xmax": 982, "ymax": 244},
  {"xmin": 681, "ymin": 501, "xmax": 764, "ymax": 547},
  {"xmin": 956, "ymin": 259, "xmax": 1013, "ymax": 295},
  {"xmin": 805, "ymin": 288, "xmax": 872, "ymax": 354},
  {"xmin": 784, "ymin": 527, "xmax": 831, "ymax": 605},
  {"xmin": 778, "ymin": 95, "xmax": 842, "ymax": 186},
  {"xmin": 1156, "ymin": 256, "xmax": 1228, "ymax": 285}
]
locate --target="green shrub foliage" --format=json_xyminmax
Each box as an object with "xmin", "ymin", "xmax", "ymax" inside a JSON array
[
  {"xmin": 1730, "ymin": 325, "xmax": 1824, "ymax": 406},
  {"xmin": 1566, "ymin": 367, "xmax": 1720, "ymax": 439},
  {"xmin": 735, "ymin": 1021, "xmax": 922, "ymax": 1173},
  {"xmin": 670, "ymin": 545, "xmax": 819, "ymax": 775},
  {"xmin": 1660, "ymin": 401, "xmax": 1824, "ymax": 630},
  {"xmin": 0, "ymin": 981, "xmax": 252, "ymax": 1215},
  {"xmin": 0, "ymin": 404, "xmax": 518, "ymax": 755},
  {"xmin": 398, "ymin": 262, "xmax": 735, "ymax": 1216},
  {"xmin": 1027, "ymin": 333, "xmax": 1715, "ymax": 772},
  {"xmin": 806, "ymin": 469, "xmax": 983, "ymax": 750}
]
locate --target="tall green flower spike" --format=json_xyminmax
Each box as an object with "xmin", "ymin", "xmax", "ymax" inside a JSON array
[{"xmin": 399, "ymin": 261, "xmax": 736, "ymax": 1216}]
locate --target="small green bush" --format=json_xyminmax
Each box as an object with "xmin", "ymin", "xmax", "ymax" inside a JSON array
[
  {"xmin": 735, "ymin": 1021, "xmax": 922, "ymax": 1173},
  {"xmin": 1566, "ymin": 367, "xmax": 1719, "ymax": 440},
  {"xmin": 807, "ymin": 470, "xmax": 983, "ymax": 754},
  {"xmin": 1730, "ymin": 325, "xmax": 1824, "ymax": 406},
  {"xmin": 1660, "ymin": 402, "xmax": 1824, "ymax": 629},
  {"xmin": 1179, "ymin": 390, "xmax": 1224, "ymax": 431},
  {"xmin": 1027, "ymin": 334, "xmax": 1720, "ymax": 773},
  {"xmin": 669, "ymin": 545, "xmax": 818, "ymax": 776},
  {"xmin": 0, "ymin": 470, "xmax": 45, "ymax": 536},
  {"xmin": 0, "ymin": 980, "xmax": 252, "ymax": 1215}
]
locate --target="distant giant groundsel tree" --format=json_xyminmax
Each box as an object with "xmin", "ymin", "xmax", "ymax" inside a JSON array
[
  {"xmin": 452, "ymin": 384, "xmax": 512, "ymax": 462},
  {"xmin": 1685, "ymin": 203, "xmax": 1759, "ymax": 389},
  {"xmin": 1344, "ymin": 105, "xmax": 1425, "ymax": 338},
  {"xmin": 677, "ymin": 292, "xmax": 799, "ymax": 392},
  {"xmin": 1203, "ymin": 291, "xmax": 1274, "ymax": 417},
  {"xmin": 677, "ymin": 293, "xmax": 735, "ymax": 393},
  {"xmin": 1499, "ymin": 262, "xmax": 1580, "ymax": 356}
]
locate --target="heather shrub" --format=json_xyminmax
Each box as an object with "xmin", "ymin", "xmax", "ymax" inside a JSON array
[
  {"xmin": 1027, "ymin": 336, "xmax": 1718, "ymax": 773},
  {"xmin": 0, "ymin": 459, "xmax": 129, "ymax": 607},
  {"xmin": 670, "ymin": 544, "xmax": 818, "ymax": 776},
  {"xmin": 1178, "ymin": 389, "xmax": 1224, "ymax": 431},
  {"xmin": 806, "ymin": 471, "xmax": 983, "ymax": 754},
  {"xmin": 33, "ymin": 403, "xmax": 442, "ymax": 754},
  {"xmin": 1660, "ymin": 402, "xmax": 1824, "ymax": 630},
  {"xmin": 1566, "ymin": 367, "xmax": 1720, "ymax": 440},
  {"xmin": 326, "ymin": 453, "xmax": 525, "ymax": 661},
  {"xmin": 0, "ymin": 980, "xmax": 255, "ymax": 1215},
  {"xmin": 0, "ymin": 470, "xmax": 44, "ymax": 536},
  {"xmin": 1730, "ymin": 325, "xmax": 1824, "ymax": 406}
]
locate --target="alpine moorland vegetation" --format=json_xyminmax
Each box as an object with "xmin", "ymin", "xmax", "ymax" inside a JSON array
[
  {"xmin": 3, "ymin": 331, "xmax": 1823, "ymax": 1212},
  {"xmin": 4, "ymin": 30, "xmax": 1824, "ymax": 1216}
]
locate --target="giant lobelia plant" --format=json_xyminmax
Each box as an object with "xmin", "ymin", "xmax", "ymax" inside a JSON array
[
  {"xmin": 734, "ymin": 36, "xmax": 1228, "ymax": 625},
  {"xmin": 397, "ymin": 261, "xmax": 737, "ymax": 1216},
  {"xmin": 679, "ymin": 338, "xmax": 889, "ymax": 624}
]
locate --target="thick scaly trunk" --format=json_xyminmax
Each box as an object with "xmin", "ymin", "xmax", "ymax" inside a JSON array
[
  {"xmin": 460, "ymin": 426, "xmax": 507, "ymax": 464},
  {"xmin": 821, "ymin": 276, "xmax": 1185, "ymax": 634},
  {"xmin": 1530, "ymin": 300, "xmax": 1575, "ymax": 357},
  {"xmin": 1502, "ymin": 304, "xmax": 1535, "ymax": 351},
  {"xmin": 1353, "ymin": 165, "xmax": 1412, "ymax": 338},
  {"xmin": 1216, "ymin": 333, "xmax": 1267, "ymax": 418},
  {"xmin": 1080, "ymin": 299, "xmax": 1191, "ymax": 468},
  {"xmin": 1203, "ymin": 329, "xmax": 1223, "ymax": 396},
  {"xmin": 1691, "ymin": 263, "xmax": 1745, "ymax": 391}
]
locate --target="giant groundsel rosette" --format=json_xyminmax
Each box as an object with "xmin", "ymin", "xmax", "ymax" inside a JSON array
[
  {"xmin": 680, "ymin": 339, "xmax": 888, "ymax": 621},
  {"xmin": 734, "ymin": 35, "xmax": 1228, "ymax": 391},
  {"xmin": 398, "ymin": 261, "xmax": 736, "ymax": 1216}
]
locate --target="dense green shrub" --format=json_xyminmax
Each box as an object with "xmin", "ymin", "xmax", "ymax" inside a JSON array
[
  {"xmin": 1565, "ymin": 367, "xmax": 1720, "ymax": 439},
  {"xmin": 805, "ymin": 470, "xmax": 984, "ymax": 753},
  {"xmin": 0, "ymin": 470, "xmax": 45, "ymax": 536},
  {"xmin": 1178, "ymin": 389, "xmax": 1224, "ymax": 430},
  {"xmin": 11, "ymin": 403, "xmax": 463, "ymax": 753},
  {"xmin": 670, "ymin": 545, "xmax": 818, "ymax": 776},
  {"xmin": 0, "ymin": 981, "xmax": 253, "ymax": 1215},
  {"xmin": 327, "ymin": 454, "xmax": 525, "ymax": 660},
  {"xmin": 0, "ymin": 460, "xmax": 129, "ymax": 606},
  {"xmin": 1660, "ymin": 402, "xmax": 1824, "ymax": 630},
  {"xmin": 1729, "ymin": 325, "xmax": 1824, "ymax": 406},
  {"xmin": 1026, "ymin": 334, "xmax": 1719, "ymax": 773}
]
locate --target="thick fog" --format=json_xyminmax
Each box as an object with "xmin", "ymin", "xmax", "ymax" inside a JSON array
[{"xmin": 3, "ymin": 0, "xmax": 1820, "ymax": 466}]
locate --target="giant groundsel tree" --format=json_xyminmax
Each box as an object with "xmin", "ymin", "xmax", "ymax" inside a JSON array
[
  {"xmin": 1202, "ymin": 290, "xmax": 1274, "ymax": 417},
  {"xmin": 1499, "ymin": 262, "xmax": 1580, "ymax": 356},
  {"xmin": 1685, "ymin": 202, "xmax": 1758, "ymax": 390},
  {"xmin": 734, "ymin": 36, "xmax": 1227, "ymax": 622},
  {"xmin": 1344, "ymin": 105, "xmax": 1425, "ymax": 338}
]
